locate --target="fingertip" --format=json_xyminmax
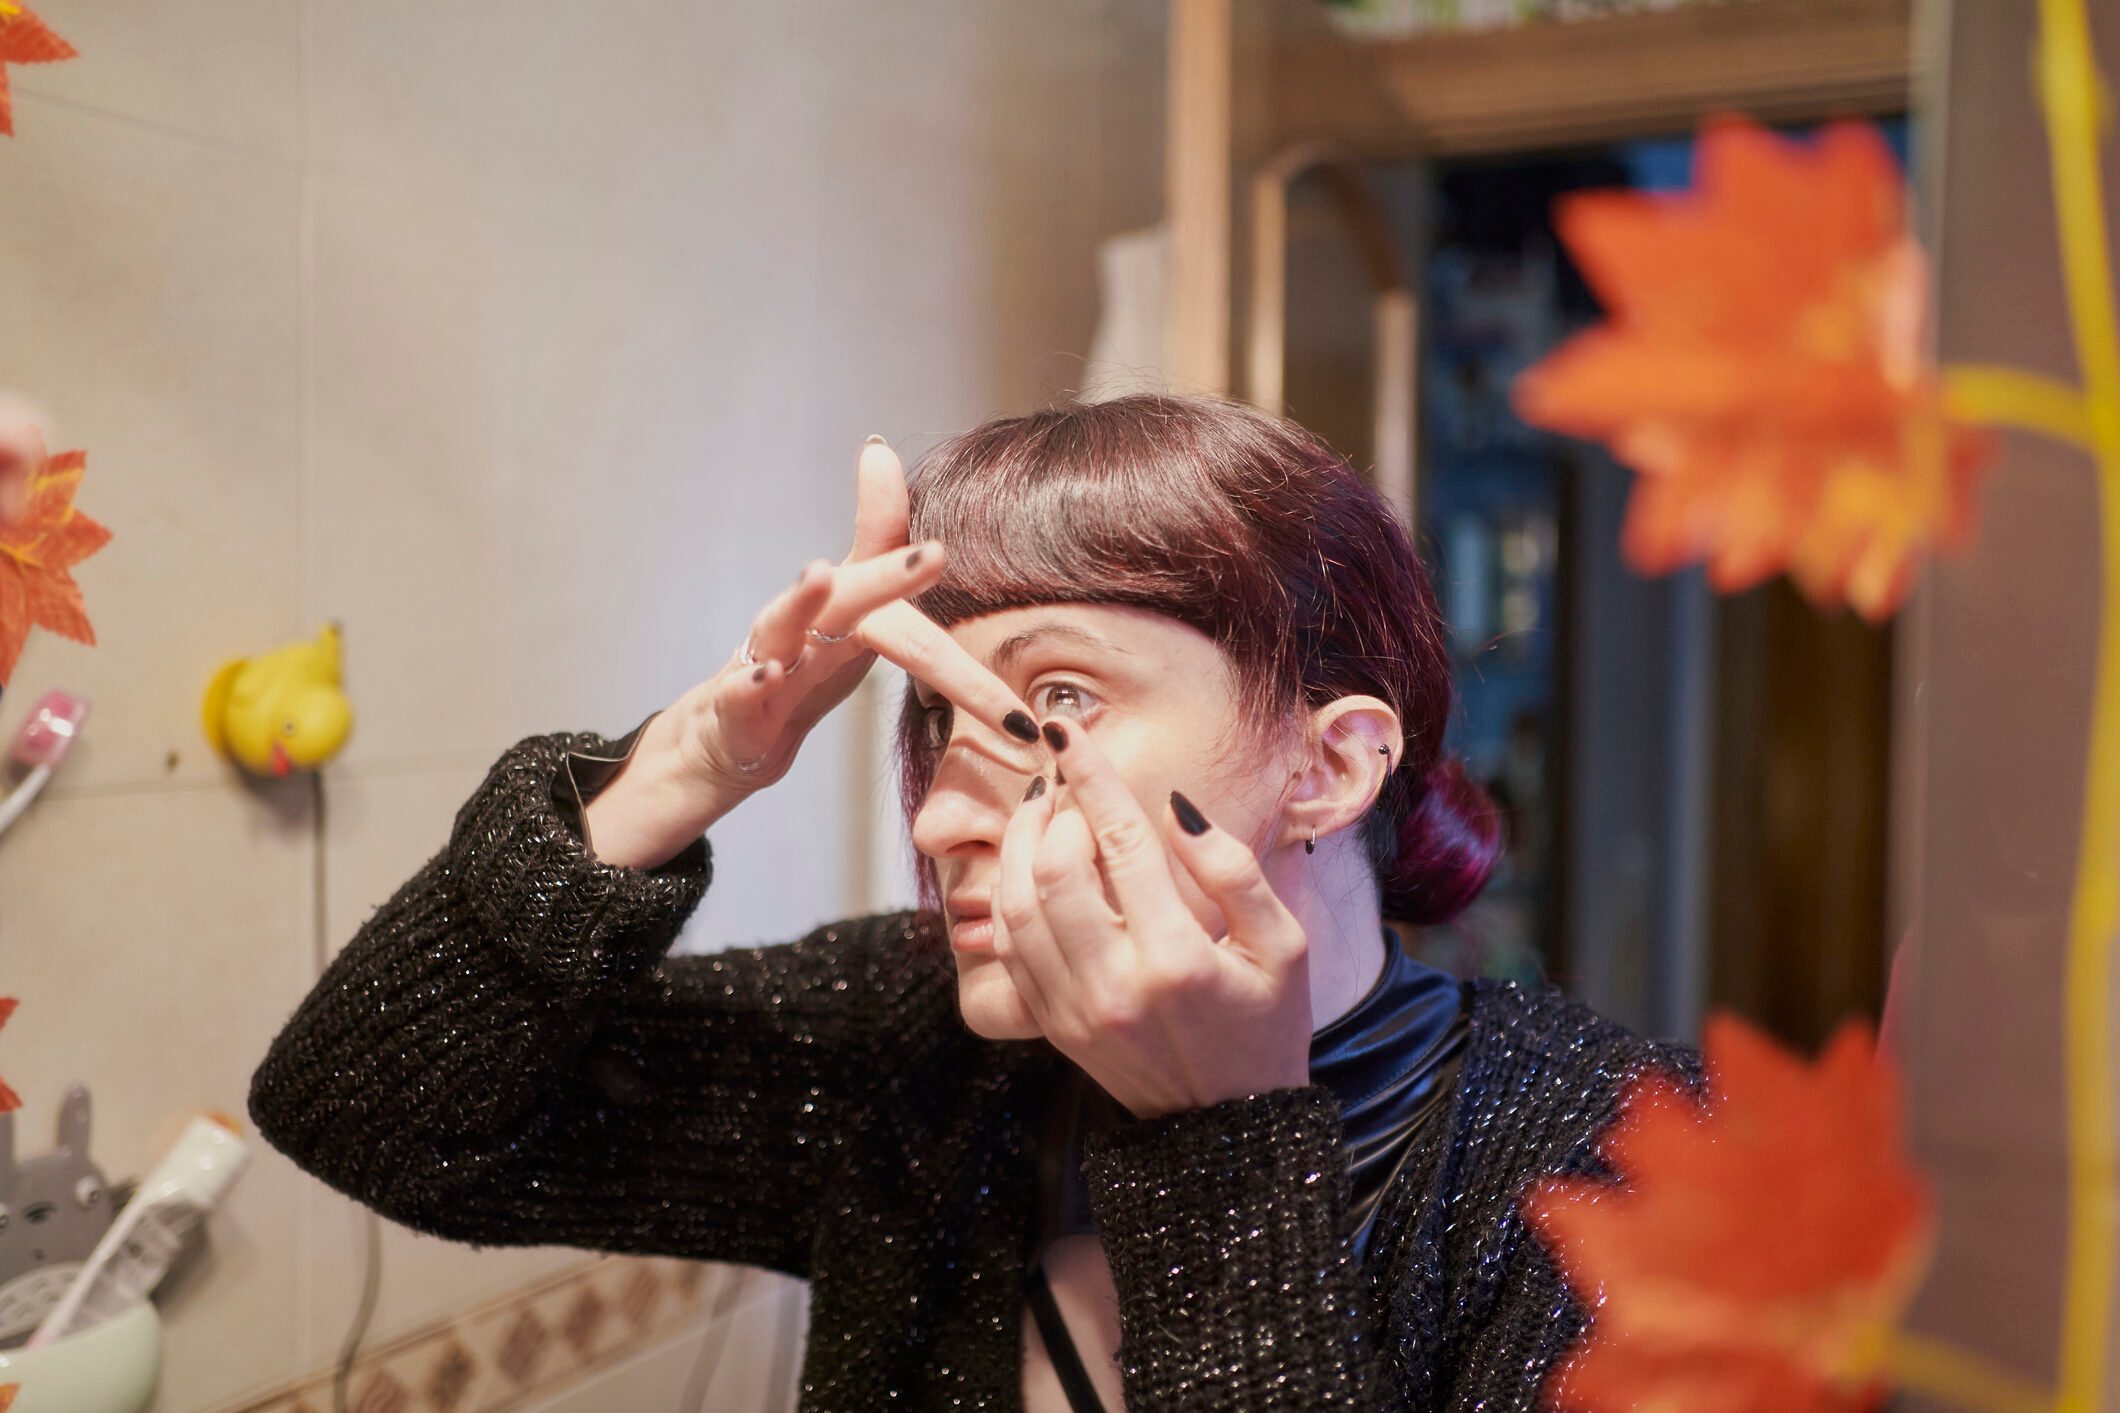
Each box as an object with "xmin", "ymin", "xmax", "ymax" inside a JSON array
[
  {"xmin": 1169, "ymin": 790, "xmax": 1211, "ymax": 837},
  {"xmin": 858, "ymin": 438, "xmax": 902, "ymax": 477}
]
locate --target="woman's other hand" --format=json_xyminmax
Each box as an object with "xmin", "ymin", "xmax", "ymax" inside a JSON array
[
  {"xmin": 991, "ymin": 718, "xmax": 1314, "ymax": 1120},
  {"xmin": 584, "ymin": 437, "xmax": 1043, "ymax": 869}
]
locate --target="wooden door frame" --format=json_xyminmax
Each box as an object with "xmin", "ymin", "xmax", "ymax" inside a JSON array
[{"xmin": 1165, "ymin": 0, "xmax": 1915, "ymax": 395}]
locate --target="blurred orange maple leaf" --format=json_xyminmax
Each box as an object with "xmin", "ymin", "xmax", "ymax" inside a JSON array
[
  {"xmin": 0, "ymin": 3, "xmax": 75, "ymax": 137},
  {"xmin": 1526, "ymin": 1015, "xmax": 1932, "ymax": 1413},
  {"xmin": 0, "ymin": 998, "xmax": 19, "ymax": 1114},
  {"xmin": 1513, "ymin": 117, "xmax": 1992, "ymax": 622},
  {"xmin": 0, "ymin": 450, "xmax": 111, "ymax": 681}
]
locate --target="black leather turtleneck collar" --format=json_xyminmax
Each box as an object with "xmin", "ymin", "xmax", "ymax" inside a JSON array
[{"xmin": 1030, "ymin": 925, "xmax": 1471, "ymax": 1270}]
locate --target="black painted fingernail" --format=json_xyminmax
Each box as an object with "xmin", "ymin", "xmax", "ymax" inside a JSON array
[
  {"xmin": 1041, "ymin": 721, "xmax": 1068, "ymax": 752},
  {"xmin": 752, "ymin": 666, "xmax": 766, "ymax": 683},
  {"xmin": 1023, "ymin": 776, "xmax": 1047, "ymax": 802},
  {"xmin": 1170, "ymin": 791, "xmax": 1211, "ymax": 836},
  {"xmin": 1003, "ymin": 710, "xmax": 1039, "ymax": 742},
  {"xmin": 905, "ymin": 547, "xmax": 924, "ymax": 570}
]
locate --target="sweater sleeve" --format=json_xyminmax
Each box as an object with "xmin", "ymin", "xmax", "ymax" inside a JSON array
[
  {"xmin": 248, "ymin": 726, "xmax": 945, "ymax": 1279},
  {"xmin": 1080, "ymin": 1085, "xmax": 1383, "ymax": 1410}
]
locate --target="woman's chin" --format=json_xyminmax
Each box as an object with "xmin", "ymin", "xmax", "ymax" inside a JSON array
[{"xmin": 952, "ymin": 952, "xmax": 1043, "ymax": 1041}]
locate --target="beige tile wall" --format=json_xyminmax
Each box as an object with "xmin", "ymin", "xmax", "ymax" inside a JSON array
[{"xmin": 0, "ymin": 1, "xmax": 1163, "ymax": 1409}]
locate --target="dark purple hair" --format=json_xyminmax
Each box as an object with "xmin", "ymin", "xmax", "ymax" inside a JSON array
[{"xmin": 897, "ymin": 393, "xmax": 1500, "ymax": 924}]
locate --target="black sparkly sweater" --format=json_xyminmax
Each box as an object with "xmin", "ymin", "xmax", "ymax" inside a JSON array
[{"xmin": 249, "ymin": 729, "xmax": 1697, "ymax": 1411}]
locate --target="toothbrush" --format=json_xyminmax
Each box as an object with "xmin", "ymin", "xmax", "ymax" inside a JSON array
[
  {"xmin": 0, "ymin": 688, "xmax": 89, "ymax": 838},
  {"xmin": 29, "ymin": 1112, "xmax": 251, "ymax": 1346}
]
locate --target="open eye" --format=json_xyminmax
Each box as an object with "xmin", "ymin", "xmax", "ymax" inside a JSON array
[
  {"xmin": 73, "ymin": 1176, "xmax": 101, "ymax": 1209},
  {"xmin": 1030, "ymin": 680, "xmax": 1098, "ymax": 722},
  {"xmin": 918, "ymin": 701, "xmax": 953, "ymax": 751}
]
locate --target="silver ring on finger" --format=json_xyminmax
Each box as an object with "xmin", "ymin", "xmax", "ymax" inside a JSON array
[
  {"xmin": 806, "ymin": 624, "xmax": 854, "ymax": 645},
  {"xmin": 738, "ymin": 635, "xmax": 803, "ymax": 675}
]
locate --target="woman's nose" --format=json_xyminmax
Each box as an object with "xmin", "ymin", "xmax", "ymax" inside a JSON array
[{"xmin": 910, "ymin": 743, "xmax": 1024, "ymax": 863}]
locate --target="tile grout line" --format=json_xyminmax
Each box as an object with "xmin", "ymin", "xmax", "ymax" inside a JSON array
[
  {"xmin": 36, "ymin": 753, "xmax": 501, "ymax": 803},
  {"xmin": 10, "ymin": 88, "xmax": 302, "ymax": 170},
  {"xmin": 9, "ymin": 88, "xmax": 747, "ymax": 265},
  {"xmin": 294, "ymin": 0, "xmax": 322, "ymax": 1372}
]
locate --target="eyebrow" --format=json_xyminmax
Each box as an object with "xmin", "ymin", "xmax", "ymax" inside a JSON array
[
  {"xmin": 912, "ymin": 622, "xmax": 1132, "ymax": 706},
  {"xmin": 988, "ymin": 622, "xmax": 1133, "ymax": 678}
]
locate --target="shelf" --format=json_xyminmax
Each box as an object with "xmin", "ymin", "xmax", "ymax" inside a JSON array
[{"xmin": 1265, "ymin": 0, "xmax": 1912, "ymax": 159}]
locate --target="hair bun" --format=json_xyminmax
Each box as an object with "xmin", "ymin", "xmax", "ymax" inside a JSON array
[{"xmin": 1379, "ymin": 758, "xmax": 1503, "ymax": 925}]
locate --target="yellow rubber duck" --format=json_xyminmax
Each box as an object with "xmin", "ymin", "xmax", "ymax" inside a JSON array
[{"xmin": 202, "ymin": 623, "xmax": 354, "ymax": 777}]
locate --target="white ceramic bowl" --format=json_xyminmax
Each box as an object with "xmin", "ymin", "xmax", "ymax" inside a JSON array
[{"xmin": 0, "ymin": 1302, "xmax": 161, "ymax": 1412}]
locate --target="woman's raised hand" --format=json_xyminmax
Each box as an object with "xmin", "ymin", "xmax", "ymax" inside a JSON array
[
  {"xmin": 990, "ymin": 719, "xmax": 1315, "ymax": 1120},
  {"xmin": 583, "ymin": 438, "xmax": 1043, "ymax": 870}
]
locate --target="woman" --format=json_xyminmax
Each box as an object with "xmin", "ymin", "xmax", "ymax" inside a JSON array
[{"xmin": 251, "ymin": 394, "xmax": 1694, "ymax": 1411}]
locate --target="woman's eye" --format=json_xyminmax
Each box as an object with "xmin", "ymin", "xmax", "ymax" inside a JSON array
[
  {"xmin": 1030, "ymin": 681, "xmax": 1097, "ymax": 721},
  {"xmin": 920, "ymin": 702, "xmax": 953, "ymax": 750}
]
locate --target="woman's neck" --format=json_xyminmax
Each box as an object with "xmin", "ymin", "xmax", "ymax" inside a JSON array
[{"xmin": 1264, "ymin": 831, "xmax": 1390, "ymax": 1036}]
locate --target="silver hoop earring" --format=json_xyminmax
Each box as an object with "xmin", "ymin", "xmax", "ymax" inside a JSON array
[{"xmin": 1304, "ymin": 827, "xmax": 1316, "ymax": 856}]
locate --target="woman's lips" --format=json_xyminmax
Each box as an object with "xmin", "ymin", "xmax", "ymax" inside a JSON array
[{"xmin": 949, "ymin": 915, "xmax": 996, "ymax": 953}]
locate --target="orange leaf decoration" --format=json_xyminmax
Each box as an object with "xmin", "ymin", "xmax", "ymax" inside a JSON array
[
  {"xmin": 0, "ymin": 998, "xmax": 19, "ymax": 1114},
  {"xmin": 0, "ymin": 450, "xmax": 112, "ymax": 681},
  {"xmin": 1513, "ymin": 118, "xmax": 1992, "ymax": 622},
  {"xmin": 0, "ymin": 3, "xmax": 76, "ymax": 138},
  {"xmin": 1526, "ymin": 1015, "xmax": 1932, "ymax": 1413}
]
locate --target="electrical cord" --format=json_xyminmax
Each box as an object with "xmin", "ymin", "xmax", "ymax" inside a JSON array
[
  {"xmin": 332, "ymin": 1210, "xmax": 382, "ymax": 1413},
  {"xmin": 311, "ymin": 770, "xmax": 384, "ymax": 1413}
]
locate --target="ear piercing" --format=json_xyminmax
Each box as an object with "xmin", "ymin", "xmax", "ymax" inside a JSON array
[{"xmin": 1304, "ymin": 827, "xmax": 1316, "ymax": 856}]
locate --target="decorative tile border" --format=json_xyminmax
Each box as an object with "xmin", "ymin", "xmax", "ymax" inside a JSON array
[{"xmin": 215, "ymin": 1257, "xmax": 735, "ymax": 1413}]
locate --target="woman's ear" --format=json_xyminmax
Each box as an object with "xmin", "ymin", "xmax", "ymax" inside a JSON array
[{"xmin": 1282, "ymin": 695, "xmax": 1402, "ymax": 851}]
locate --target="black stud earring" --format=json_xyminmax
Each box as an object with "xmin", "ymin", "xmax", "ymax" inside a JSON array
[{"xmin": 1304, "ymin": 828, "xmax": 1316, "ymax": 856}]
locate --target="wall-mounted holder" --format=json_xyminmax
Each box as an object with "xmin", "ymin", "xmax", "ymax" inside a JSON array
[{"xmin": 0, "ymin": 1298, "xmax": 158, "ymax": 1412}]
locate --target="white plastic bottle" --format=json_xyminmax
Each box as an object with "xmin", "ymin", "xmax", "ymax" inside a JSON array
[{"xmin": 27, "ymin": 1113, "xmax": 250, "ymax": 1347}]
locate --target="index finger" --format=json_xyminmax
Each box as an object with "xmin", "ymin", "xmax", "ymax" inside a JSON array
[
  {"xmin": 847, "ymin": 436, "xmax": 910, "ymax": 563},
  {"xmin": 1035, "ymin": 718, "xmax": 1192, "ymax": 940},
  {"xmin": 858, "ymin": 599, "xmax": 1044, "ymax": 760}
]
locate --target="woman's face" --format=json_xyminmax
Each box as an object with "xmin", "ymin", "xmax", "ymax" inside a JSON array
[{"xmin": 910, "ymin": 602, "xmax": 1297, "ymax": 1041}]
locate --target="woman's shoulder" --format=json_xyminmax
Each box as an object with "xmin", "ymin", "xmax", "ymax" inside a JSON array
[
  {"xmin": 1463, "ymin": 978, "xmax": 1702, "ymax": 1092},
  {"xmin": 1442, "ymin": 979, "xmax": 1701, "ymax": 1187},
  {"xmin": 791, "ymin": 907, "xmax": 955, "ymax": 994}
]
